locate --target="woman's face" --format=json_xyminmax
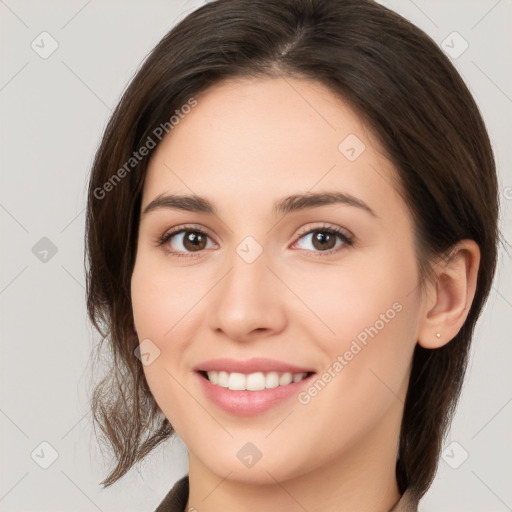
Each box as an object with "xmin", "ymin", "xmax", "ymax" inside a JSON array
[{"xmin": 131, "ymin": 77, "xmax": 425, "ymax": 484}]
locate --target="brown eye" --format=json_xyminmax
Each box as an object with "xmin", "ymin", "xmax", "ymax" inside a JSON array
[
  {"xmin": 293, "ymin": 226, "xmax": 354, "ymax": 255},
  {"xmin": 159, "ymin": 227, "xmax": 216, "ymax": 256},
  {"xmin": 310, "ymin": 231, "xmax": 337, "ymax": 251}
]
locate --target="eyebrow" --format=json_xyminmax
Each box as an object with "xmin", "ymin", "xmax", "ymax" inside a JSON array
[{"xmin": 142, "ymin": 191, "xmax": 377, "ymax": 218}]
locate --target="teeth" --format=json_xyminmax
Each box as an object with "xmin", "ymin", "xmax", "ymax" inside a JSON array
[
  {"xmin": 279, "ymin": 372, "xmax": 293, "ymax": 386},
  {"xmin": 246, "ymin": 372, "xmax": 266, "ymax": 391},
  {"xmin": 205, "ymin": 371, "xmax": 309, "ymax": 390},
  {"xmin": 228, "ymin": 372, "xmax": 246, "ymax": 390},
  {"xmin": 218, "ymin": 371, "xmax": 229, "ymax": 387}
]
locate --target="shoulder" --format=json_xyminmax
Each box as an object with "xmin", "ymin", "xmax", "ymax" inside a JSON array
[
  {"xmin": 389, "ymin": 488, "xmax": 420, "ymax": 512},
  {"xmin": 154, "ymin": 475, "xmax": 189, "ymax": 512}
]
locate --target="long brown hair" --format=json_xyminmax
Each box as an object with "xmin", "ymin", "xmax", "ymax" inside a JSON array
[{"xmin": 85, "ymin": 0, "xmax": 500, "ymax": 498}]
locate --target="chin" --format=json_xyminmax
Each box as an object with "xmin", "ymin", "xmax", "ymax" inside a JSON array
[{"xmin": 197, "ymin": 448, "xmax": 309, "ymax": 486}]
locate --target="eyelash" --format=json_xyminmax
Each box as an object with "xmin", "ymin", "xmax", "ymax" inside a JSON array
[{"xmin": 157, "ymin": 223, "xmax": 354, "ymax": 258}]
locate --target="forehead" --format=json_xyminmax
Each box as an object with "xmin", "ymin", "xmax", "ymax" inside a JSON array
[{"xmin": 142, "ymin": 76, "xmax": 404, "ymax": 221}]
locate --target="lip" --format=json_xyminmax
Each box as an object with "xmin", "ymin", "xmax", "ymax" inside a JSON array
[
  {"xmin": 195, "ymin": 371, "xmax": 315, "ymax": 416},
  {"xmin": 193, "ymin": 357, "xmax": 315, "ymax": 374}
]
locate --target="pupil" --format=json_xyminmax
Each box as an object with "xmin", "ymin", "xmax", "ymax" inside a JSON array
[
  {"xmin": 185, "ymin": 232, "xmax": 205, "ymax": 251},
  {"xmin": 314, "ymin": 232, "xmax": 334, "ymax": 250}
]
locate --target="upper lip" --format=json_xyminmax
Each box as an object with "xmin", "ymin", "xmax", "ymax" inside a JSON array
[{"xmin": 194, "ymin": 358, "xmax": 315, "ymax": 374}]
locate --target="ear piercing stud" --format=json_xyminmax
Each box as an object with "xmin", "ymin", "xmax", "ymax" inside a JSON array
[{"xmin": 436, "ymin": 333, "xmax": 441, "ymax": 339}]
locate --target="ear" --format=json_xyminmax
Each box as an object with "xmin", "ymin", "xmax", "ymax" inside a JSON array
[{"xmin": 418, "ymin": 239, "xmax": 481, "ymax": 349}]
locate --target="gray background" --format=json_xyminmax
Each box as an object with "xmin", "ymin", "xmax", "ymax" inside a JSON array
[{"xmin": 0, "ymin": 0, "xmax": 510, "ymax": 510}]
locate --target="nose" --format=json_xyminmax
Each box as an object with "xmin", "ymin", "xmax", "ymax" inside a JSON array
[{"xmin": 207, "ymin": 245, "xmax": 287, "ymax": 342}]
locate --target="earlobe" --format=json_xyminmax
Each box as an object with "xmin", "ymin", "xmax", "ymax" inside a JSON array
[{"xmin": 418, "ymin": 240, "xmax": 480, "ymax": 349}]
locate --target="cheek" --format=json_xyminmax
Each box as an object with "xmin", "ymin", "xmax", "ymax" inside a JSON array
[
  {"xmin": 131, "ymin": 258, "xmax": 213, "ymax": 423},
  {"xmin": 292, "ymin": 297, "xmax": 418, "ymax": 466},
  {"xmin": 131, "ymin": 257, "xmax": 205, "ymax": 342},
  {"xmin": 291, "ymin": 242, "xmax": 419, "ymax": 345}
]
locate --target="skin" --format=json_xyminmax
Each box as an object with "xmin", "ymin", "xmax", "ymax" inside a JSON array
[{"xmin": 131, "ymin": 76, "xmax": 480, "ymax": 512}]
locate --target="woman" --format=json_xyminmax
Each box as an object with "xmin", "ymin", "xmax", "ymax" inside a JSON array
[{"xmin": 85, "ymin": 0, "xmax": 499, "ymax": 510}]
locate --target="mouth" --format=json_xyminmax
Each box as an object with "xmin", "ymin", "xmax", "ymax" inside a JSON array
[
  {"xmin": 193, "ymin": 358, "xmax": 317, "ymax": 415},
  {"xmin": 198, "ymin": 370, "xmax": 314, "ymax": 391}
]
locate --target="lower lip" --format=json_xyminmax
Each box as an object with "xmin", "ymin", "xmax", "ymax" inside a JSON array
[{"xmin": 196, "ymin": 372, "xmax": 314, "ymax": 416}]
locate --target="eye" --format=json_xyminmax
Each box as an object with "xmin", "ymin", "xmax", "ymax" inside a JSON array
[
  {"xmin": 291, "ymin": 224, "xmax": 354, "ymax": 255},
  {"xmin": 158, "ymin": 225, "xmax": 217, "ymax": 257},
  {"xmin": 157, "ymin": 223, "xmax": 354, "ymax": 258}
]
